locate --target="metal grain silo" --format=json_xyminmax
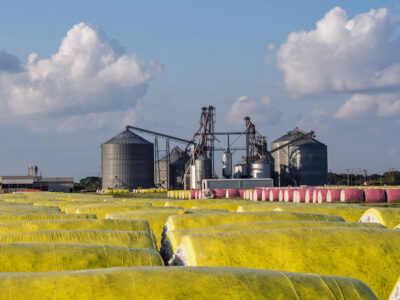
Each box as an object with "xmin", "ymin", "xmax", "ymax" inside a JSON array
[
  {"xmin": 271, "ymin": 128, "xmax": 327, "ymax": 186},
  {"xmin": 101, "ymin": 128, "xmax": 154, "ymax": 190}
]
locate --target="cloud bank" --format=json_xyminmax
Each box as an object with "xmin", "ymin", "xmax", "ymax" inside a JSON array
[
  {"xmin": 335, "ymin": 93, "xmax": 400, "ymax": 120},
  {"xmin": 0, "ymin": 23, "xmax": 160, "ymax": 126},
  {"xmin": 225, "ymin": 95, "xmax": 282, "ymax": 125},
  {"xmin": 277, "ymin": 7, "xmax": 400, "ymax": 98}
]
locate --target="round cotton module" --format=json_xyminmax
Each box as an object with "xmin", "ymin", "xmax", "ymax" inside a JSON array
[
  {"xmin": 293, "ymin": 190, "xmax": 307, "ymax": 203},
  {"xmin": 305, "ymin": 190, "xmax": 314, "ymax": 203},
  {"xmin": 269, "ymin": 190, "xmax": 280, "ymax": 202},
  {"xmin": 340, "ymin": 189, "xmax": 364, "ymax": 202},
  {"xmin": 327, "ymin": 190, "xmax": 341, "ymax": 202},
  {"xmin": 365, "ymin": 189, "xmax": 386, "ymax": 203},
  {"xmin": 261, "ymin": 189, "xmax": 270, "ymax": 201},
  {"xmin": 317, "ymin": 190, "xmax": 329, "ymax": 203},
  {"xmin": 189, "ymin": 190, "xmax": 196, "ymax": 200},
  {"xmin": 278, "ymin": 190, "xmax": 285, "ymax": 202},
  {"xmin": 225, "ymin": 189, "xmax": 240, "ymax": 198},
  {"xmin": 214, "ymin": 189, "xmax": 226, "ymax": 198},
  {"xmin": 387, "ymin": 189, "xmax": 400, "ymax": 203},
  {"xmin": 310, "ymin": 190, "xmax": 317, "ymax": 203},
  {"xmin": 253, "ymin": 189, "xmax": 263, "ymax": 201},
  {"xmin": 239, "ymin": 189, "xmax": 245, "ymax": 198},
  {"xmin": 284, "ymin": 190, "xmax": 295, "ymax": 202}
]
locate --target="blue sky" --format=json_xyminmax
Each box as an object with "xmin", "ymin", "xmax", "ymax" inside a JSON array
[{"xmin": 1, "ymin": 1, "xmax": 400, "ymax": 180}]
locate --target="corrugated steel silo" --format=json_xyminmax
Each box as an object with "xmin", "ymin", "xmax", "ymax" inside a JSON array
[
  {"xmin": 102, "ymin": 129, "xmax": 154, "ymax": 189},
  {"xmin": 271, "ymin": 128, "xmax": 327, "ymax": 186}
]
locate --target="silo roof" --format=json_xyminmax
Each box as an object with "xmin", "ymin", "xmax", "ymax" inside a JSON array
[
  {"xmin": 272, "ymin": 127, "xmax": 326, "ymax": 146},
  {"xmin": 103, "ymin": 129, "xmax": 152, "ymax": 145}
]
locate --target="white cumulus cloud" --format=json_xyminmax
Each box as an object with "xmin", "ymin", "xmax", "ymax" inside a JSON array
[
  {"xmin": 277, "ymin": 7, "xmax": 400, "ymax": 97},
  {"xmin": 335, "ymin": 93, "xmax": 400, "ymax": 119},
  {"xmin": 225, "ymin": 95, "xmax": 282, "ymax": 125},
  {"xmin": 297, "ymin": 109, "xmax": 331, "ymax": 131},
  {"xmin": 0, "ymin": 22, "xmax": 160, "ymax": 119}
]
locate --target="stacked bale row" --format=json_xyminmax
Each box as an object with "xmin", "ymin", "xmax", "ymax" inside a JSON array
[
  {"xmin": 168, "ymin": 187, "xmax": 400, "ymax": 204},
  {"xmin": 241, "ymin": 187, "xmax": 400, "ymax": 203},
  {"xmin": 161, "ymin": 203, "xmax": 400, "ymax": 299},
  {"xmin": 0, "ymin": 194, "xmax": 164, "ymax": 274},
  {"xmin": 3, "ymin": 191, "xmax": 400, "ymax": 298}
]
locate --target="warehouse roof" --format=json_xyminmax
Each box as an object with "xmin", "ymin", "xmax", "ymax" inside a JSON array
[{"xmin": 0, "ymin": 176, "xmax": 35, "ymax": 184}]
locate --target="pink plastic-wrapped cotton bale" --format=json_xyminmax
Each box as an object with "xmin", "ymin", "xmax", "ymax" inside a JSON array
[
  {"xmin": 293, "ymin": 190, "xmax": 307, "ymax": 203},
  {"xmin": 305, "ymin": 190, "xmax": 314, "ymax": 203},
  {"xmin": 327, "ymin": 190, "xmax": 341, "ymax": 203},
  {"xmin": 262, "ymin": 189, "xmax": 270, "ymax": 201},
  {"xmin": 312, "ymin": 190, "xmax": 318, "ymax": 203},
  {"xmin": 387, "ymin": 189, "xmax": 400, "ymax": 203},
  {"xmin": 279, "ymin": 190, "xmax": 287, "ymax": 202},
  {"xmin": 340, "ymin": 189, "xmax": 364, "ymax": 203},
  {"xmin": 284, "ymin": 190, "xmax": 295, "ymax": 202},
  {"xmin": 253, "ymin": 189, "xmax": 263, "ymax": 201},
  {"xmin": 214, "ymin": 189, "xmax": 226, "ymax": 198},
  {"xmin": 249, "ymin": 190, "xmax": 255, "ymax": 201},
  {"xmin": 364, "ymin": 189, "xmax": 386, "ymax": 203},
  {"xmin": 269, "ymin": 190, "xmax": 280, "ymax": 202},
  {"xmin": 317, "ymin": 190, "xmax": 329, "ymax": 203},
  {"xmin": 189, "ymin": 190, "xmax": 196, "ymax": 200},
  {"xmin": 226, "ymin": 189, "xmax": 240, "ymax": 198},
  {"xmin": 239, "ymin": 189, "xmax": 245, "ymax": 199}
]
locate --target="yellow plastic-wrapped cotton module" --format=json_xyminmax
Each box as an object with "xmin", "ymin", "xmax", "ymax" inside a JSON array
[
  {"xmin": 0, "ymin": 205, "xmax": 61, "ymax": 213},
  {"xmin": 107, "ymin": 208, "xmax": 187, "ymax": 249},
  {"xmin": 184, "ymin": 208, "xmax": 229, "ymax": 214},
  {"xmin": 74, "ymin": 205, "xmax": 156, "ymax": 219},
  {"xmin": 170, "ymin": 227, "xmax": 399, "ymax": 300},
  {"xmin": 64, "ymin": 202, "xmax": 152, "ymax": 214},
  {"xmin": 161, "ymin": 220, "xmax": 385, "ymax": 263},
  {"xmin": 360, "ymin": 207, "xmax": 400, "ymax": 228},
  {"xmin": 0, "ymin": 243, "xmax": 163, "ymax": 272},
  {"xmin": 0, "ymin": 214, "xmax": 97, "ymax": 224},
  {"xmin": 238, "ymin": 203, "xmax": 368, "ymax": 222},
  {"xmin": 0, "ymin": 266, "xmax": 378, "ymax": 299},
  {"xmin": 192, "ymin": 201, "xmax": 253, "ymax": 212},
  {"xmin": 0, "ymin": 219, "xmax": 152, "ymax": 235},
  {"xmin": 163, "ymin": 211, "xmax": 345, "ymax": 236},
  {"xmin": 163, "ymin": 199, "xmax": 226, "ymax": 209},
  {"xmin": 0, "ymin": 230, "xmax": 155, "ymax": 249}
]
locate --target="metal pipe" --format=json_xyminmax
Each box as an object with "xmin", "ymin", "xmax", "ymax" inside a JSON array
[{"xmin": 126, "ymin": 125, "xmax": 192, "ymax": 144}]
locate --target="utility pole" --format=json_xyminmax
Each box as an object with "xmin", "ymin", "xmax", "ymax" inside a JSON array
[
  {"xmin": 363, "ymin": 169, "xmax": 367, "ymax": 186},
  {"xmin": 346, "ymin": 169, "xmax": 351, "ymax": 186}
]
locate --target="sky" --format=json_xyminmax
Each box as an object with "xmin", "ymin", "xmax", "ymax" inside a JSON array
[{"xmin": 1, "ymin": 0, "xmax": 400, "ymax": 180}]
